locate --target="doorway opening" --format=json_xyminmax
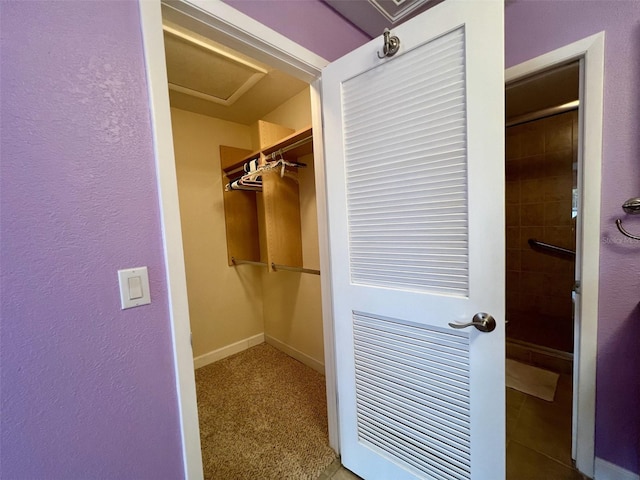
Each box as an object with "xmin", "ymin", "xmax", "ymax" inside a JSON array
[
  {"xmin": 158, "ymin": 6, "xmax": 339, "ymax": 479},
  {"xmin": 503, "ymin": 34, "xmax": 604, "ymax": 479},
  {"xmin": 504, "ymin": 61, "xmax": 582, "ymax": 478},
  {"xmin": 142, "ymin": 0, "xmax": 603, "ymax": 475}
]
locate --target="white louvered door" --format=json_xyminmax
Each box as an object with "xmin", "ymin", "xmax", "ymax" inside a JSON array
[{"xmin": 322, "ymin": 1, "xmax": 505, "ymax": 479}]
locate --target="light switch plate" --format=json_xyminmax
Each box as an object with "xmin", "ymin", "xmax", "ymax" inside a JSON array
[{"xmin": 118, "ymin": 267, "xmax": 151, "ymax": 309}]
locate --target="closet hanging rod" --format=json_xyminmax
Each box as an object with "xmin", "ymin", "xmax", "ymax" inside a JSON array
[
  {"xmin": 271, "ymin": 263, "xmax": 320, "ymax": 276},
  {"xmin": 225, "ymin": 156, "xmax": 261, "ymax": 177},
  {"xmin": 224, "ymin": 136, "xmax": 311, "ymax": 178},
  {"xmin": 225, "ymin": 158, "xmax": 307, "ymax": 192},
  {"xmin": 528, "ymin": 238, "xmax": 575, "ymax": 259},
  {"xmin": 263, "ymin": 135, "xmax": 313, "ymax": 159},
  {"xmin": 231, "ymin": 257, "xmax": 267, "ymax": 267},
  {"xmin": 271, "ymin": 135, "xmax": 313, "ymax": 154}
]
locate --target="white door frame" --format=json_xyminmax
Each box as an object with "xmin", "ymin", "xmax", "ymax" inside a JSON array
[
  {"xmin": 138, "ymin": 1, "xmax": 335, "ymax": 478},
  {"xmin": 505, "ymin": 32, "xmax": 604, "ymax": 478},
  {"xmin": 140, "ymin": 0, "xmax": 604, "ymax": 476}
]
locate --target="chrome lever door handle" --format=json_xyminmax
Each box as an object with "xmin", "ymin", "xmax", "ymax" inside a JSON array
[{"xmin": 448, "ymin": 313, "xmax": 496, "ymax": 332}]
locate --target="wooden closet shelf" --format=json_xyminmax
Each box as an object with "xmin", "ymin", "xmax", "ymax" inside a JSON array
[
  {"xmin": 220, "ymin": 121, "xmax": 311, "ymax": 269},
  {"xmin": 223, "ymin": 126, "xmax": 313, "ymax": 176},
  {"xmin": 222, "ymin": 152, "xmax": 260, "ymax": 177},
  {"xmin": 262, "ymin": 126, "xmax": 313, "ymax": 160}
]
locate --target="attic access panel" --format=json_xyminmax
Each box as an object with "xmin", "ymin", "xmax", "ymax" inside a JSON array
[{"xmin": 163, "ymin": 26, "xmax": 266, "ymax": 106}]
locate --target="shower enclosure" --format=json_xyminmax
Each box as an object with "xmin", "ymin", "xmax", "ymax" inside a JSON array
[
  {"xmin": 505, "ymin": 110, "xmax": 577, "ymax": 354},
  {"xmin": 505, "ymin": 62, "xmax": 580, "ymax": 359}
]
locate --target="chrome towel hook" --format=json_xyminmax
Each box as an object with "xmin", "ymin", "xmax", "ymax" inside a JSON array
[
  {"xmin": 615, "ymin": 197, "xmax": 640, "ymax": 240},
  {"xmin": 377, "ymin": 28, "xmax": 400, "ymax": 59}
]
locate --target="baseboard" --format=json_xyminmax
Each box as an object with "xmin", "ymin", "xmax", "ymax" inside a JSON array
[
  {"xmin": 193, "ymin": 333, "xmax": 265, "ymax": 369},
  {"xmin": 595, "ymin": 458, "xmax": 640, "ymax": 480},
  {"xmin": 265, "ymin": 335, "xmax": 325, "ymax": 374},
  {"xmin": 506, "ymin": 338, "xmax": 573, "ymax": 375},
  {"xmin": 507, "ymin": 338, "xmax": 573, "ymax": 360}
]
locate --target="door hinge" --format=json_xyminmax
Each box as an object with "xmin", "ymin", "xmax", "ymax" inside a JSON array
[{"xmin": 572, "ymin": 280, "xmax": 581, "ymax": 294}]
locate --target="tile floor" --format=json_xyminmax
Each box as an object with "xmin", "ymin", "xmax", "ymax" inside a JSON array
[
  {"xmin": 507, "ymin": 372, "xmax": 586, "ymax": 479},
  {"xmin": 318, "ymin": 372, "xmax": 586, "ymax": 480},
  {"xmin": 317, "ymin": 459, "xmax": 362, "ymax": 480}
]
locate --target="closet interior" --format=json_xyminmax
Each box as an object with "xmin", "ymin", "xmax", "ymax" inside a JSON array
[
  {"xmin": 221, "ymin": 122, "xmax": 317, "ymax": 273},
  {"xmin": 161, "ymin": 12, "xmax": 333, "ymax": 477}
]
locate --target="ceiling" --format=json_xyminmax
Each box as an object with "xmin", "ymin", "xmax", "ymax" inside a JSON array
[
  {"xmin": 323, "ymin": 0, "xmax": 441, "ymax": 37},
  {"xmin": 163, "ymin": 3, "xmax": 578, "ymax": 126},
  {"xmin": 323, "ymin": 1, "xmax": 579, "ymax": 123},
  {"xmin": 506, "ymin": 62, "xmax": 580, "ymax": 121},
  {"xmin": 162, "ymin": 20, "xmax": 308, "ymax": 125}
]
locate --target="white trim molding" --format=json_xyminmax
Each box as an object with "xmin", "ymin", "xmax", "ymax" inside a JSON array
[
  {"xmin": 138, "ymin": 1, "xmax": 204, "ymax": 479},
  {"xmin": 160, "ymin": 0, "xmax": 328, "ymax": 82},
  {"xmin": 595, "ymin": 458, "xmax": 640, "ymax": 480},
  {"xmin": 194, "ymin": 334, "xmax": 265, "ymax": 369},
  {"xmin": 310, "ymin": 78, "xmax": 340, "ymax": 452},
  {"xmin": 506, "ymin": 31, "xmax": 605, "ymax": 479},
  {"xmin": 264, "ymin": 335, "xmax": 324, "ymax": 374}
]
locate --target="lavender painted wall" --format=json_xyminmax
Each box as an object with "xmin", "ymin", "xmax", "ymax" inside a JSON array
[
  {"xmin": 506, "ymin": 0, "xmax": 640, "ymax": 474},
  {"xmin": 0, "ymin": 1, "xmax": 184, "ymax": 478},
  {"xmin": 2, "ymin": 0, "xmax": 636, "ymax": 476},
  {"xmin": 221, "ymin": 0, "xmax": 370, "ymax": 61}
]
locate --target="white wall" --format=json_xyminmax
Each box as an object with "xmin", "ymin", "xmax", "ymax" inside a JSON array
[
  {"xmin": 259, "ymin": 88, "xmax": 326, "ymax": 372},
  {"xmin": 171, "ymin": 89, "xmax": 325, "ymax": 373},
  {"xmin": 171, "ymin": 108, "xmax": 264, "ymax": 359}
]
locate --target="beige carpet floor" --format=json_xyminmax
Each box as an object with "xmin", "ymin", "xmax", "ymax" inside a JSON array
[{"xmin": 195, "ymin": 343, "xmax": 337, "ymax": 479}]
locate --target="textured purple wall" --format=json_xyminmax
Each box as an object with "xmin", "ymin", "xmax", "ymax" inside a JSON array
[
  {"xmin": 221, "ymin": 0, "xmax": 370, "ymax": 61},
  {"xmin": 3, "ymin": 0, "xmax": 637, "ymax": 476},
  {"xmin": 0, "ymin": 1, "xmax": 184, "ymax": 478},
  {"xmin": 506, "ymin": 0, "xmax": 640, "ymax": 474}
]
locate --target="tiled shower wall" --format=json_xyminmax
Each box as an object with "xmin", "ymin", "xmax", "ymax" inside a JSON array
[{"xmin": 505, "ymin": 110, "xmax": 577, "ymax": 353}]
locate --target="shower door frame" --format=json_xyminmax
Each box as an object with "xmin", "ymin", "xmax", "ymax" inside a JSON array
[{"xmin": 505, "ymin": 33, "xmax": 604, "ymax": 478}]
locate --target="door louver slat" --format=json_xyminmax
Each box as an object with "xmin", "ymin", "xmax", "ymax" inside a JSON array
[
  {"xmin": 353, "ymin": 312, "xmax": 471, "ymax": 480},
  {"xmin": 342, "ymin": 27, "xmax": 468, "ymax": 296}
]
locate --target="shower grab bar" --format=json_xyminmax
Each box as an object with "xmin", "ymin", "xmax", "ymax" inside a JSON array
[
  {"xmin": 615, "ymin": 197, "xmax": 640, "ymax": 240},
  {"xmin": 528, "ymin": 238, "xmax": 576, "ymax": 259}
]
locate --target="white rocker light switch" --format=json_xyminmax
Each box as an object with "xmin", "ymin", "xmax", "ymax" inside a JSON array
[{"xmin": 118, "ymin": 267, "xmax": 151, "ymax": 309}]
